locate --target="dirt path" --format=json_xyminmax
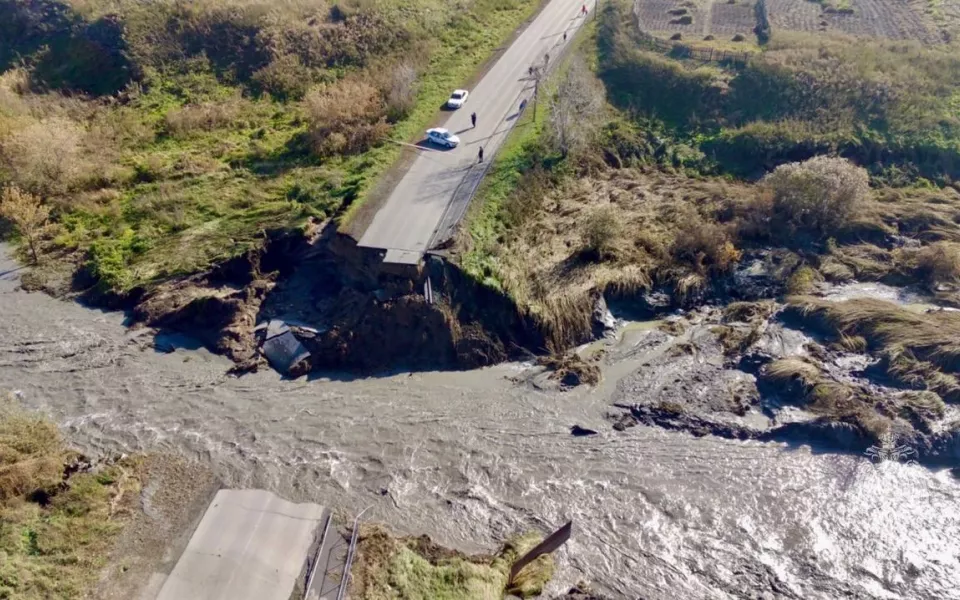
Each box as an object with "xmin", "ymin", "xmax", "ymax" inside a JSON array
[{"xmin": 702, "ymin": 0, "xmax": 715, "ymax": 35}]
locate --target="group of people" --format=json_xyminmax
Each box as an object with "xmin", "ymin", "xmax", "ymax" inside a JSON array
[{"xmin": 469, "ymin": 3, "xmax": 589, "ymax": 164}]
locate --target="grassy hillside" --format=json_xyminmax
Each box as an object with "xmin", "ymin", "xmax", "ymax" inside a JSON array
[{"xmin": 0, "ymin": 0, "xmax": 541, "ymax": 292}]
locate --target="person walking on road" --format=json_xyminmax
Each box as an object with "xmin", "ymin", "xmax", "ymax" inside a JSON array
[
  {"xmin": 544, "ymin": 52, "xmax": 550, "ymax": 67},
  {"xmin": 478, "ymin": 147, "xmax": 484, "ymax": 163},
  {"xmin": 471, "ymin": 112, "xmax": 477, "ymax": 128},
  {"xmin": 563, "ymin": 31, "xmax": 567, "ymax": 42},
  {"xmin": 519, "ymin": 99, "xmax": 527, "ymax": 113},
  {"xmin": 581, "ymin": 3, "xmax": 588, "ymax": 15}
]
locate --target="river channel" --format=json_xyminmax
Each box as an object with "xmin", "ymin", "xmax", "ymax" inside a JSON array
[{"xmin": 1, "ymin": 245, "xmax": 958, "ymax": 600}]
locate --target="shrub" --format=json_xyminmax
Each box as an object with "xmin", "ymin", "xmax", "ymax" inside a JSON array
[
  {"xmin": 0, "ymin": 117, "xmax": 84, "ymax": 196},
  {"xmin": 0, "ymin": 186, "xmax": 50, "ymax": 263},
  {"xmin": 304, "ymin": 79, "xmax": 388, "ymax": 157},
  {"xmin": 582, "ymin": 206, "xmax": 622, "ymax": 261},
  {"xmin": 761, "ymin": 156, "xmax": 869, "ymax": 237},
  {"xmin": 670, "ymin": 218, "xmax": 740, "ymax": 274},
  {"xmin": 381, "ymin": 62, "xmax": 418, "ymax": 123},
  {"xmin": 250, "ymin": 54, "xmax": 314, "ymax": 100}
]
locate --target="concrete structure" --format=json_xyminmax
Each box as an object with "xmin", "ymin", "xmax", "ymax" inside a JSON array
[
  {"xmin": 358, "ymin": 0, "xmax": 589, "ymax": 264},
  {"xmin": 155, "ymin": 489, "xmax": 326, "ymax": 600}
]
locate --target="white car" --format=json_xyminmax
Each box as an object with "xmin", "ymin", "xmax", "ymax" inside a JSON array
[
  {"xmin": 426, "ymin": 128, "xmax": 460, "ymax": 148},
  {"xmin": 446, "ymin": 89, "xmax": 469, "ymax": 109}
]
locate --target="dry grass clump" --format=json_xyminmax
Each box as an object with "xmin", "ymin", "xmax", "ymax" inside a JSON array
[
  {"xmin": 350, "ymin": 524, "xmax": 554, "ymax": 600},
  {"xmin": 722, "ymin": 301, "xmax": 776, "ymax": 323},
  {"xmin": 669, "ymin": 217, "xmax": 741, "ymax": 276},
  {"xmin": 882, "ymin": 349, "xmax": 960, "ymax": 404},
  {"xmin": 787, "ymin": 296, "xmax": 960, "ymax": 375},
  {"xmin": 537, "ymin": 352, "xmax": 601, "ymax": 386},
  {"xmin": 581, "ymin": 206, "xmax": 623, "ymax": 262},
  {"xmin": 0, "ymin": 396, "xmax": 64, "ymax": 502},
  {"xmin": 910, "ymin": 241, "xmax": 960, "ymax": 287},
  {"xmin": 760, "ymin": 358, "xmax": 894, "ymax": 438},
  {"xmin": 304, "ymin": 78, "xmax": 389, "ymax": 157},
  {"xmin": 163, "ymin": 96, "xmax": 250, "ymax": 137},
  {"xmin": 760, "ymin": 156, "xmax": 870, "ymax": 238}
]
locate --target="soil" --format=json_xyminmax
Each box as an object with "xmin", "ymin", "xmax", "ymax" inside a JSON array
[
  {"xmin": 608, "ymin": 299, "xmax": 960, "ymax": 466},
  {"xmin": 765, "ymin": 0, "xmax": 942, "ymax": 42}
]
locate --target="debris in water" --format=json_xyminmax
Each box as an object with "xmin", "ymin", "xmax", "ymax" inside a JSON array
[{"xmin": 259, "ymin": 319, "xmax": 311, "ymax": 375}]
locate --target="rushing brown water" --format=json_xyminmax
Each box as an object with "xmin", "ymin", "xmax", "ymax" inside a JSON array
[{"xmin": 1, "ymin": 244, "xmax": 959, "ymax": 599}]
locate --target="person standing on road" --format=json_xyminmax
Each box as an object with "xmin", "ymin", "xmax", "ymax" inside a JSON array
[
  {"xmin": 519, "ymin": 99, "xmax": 527, "ymax": 112},
  {"xmin": 544, "ymin": 52, "xmax": 550, "ymax": 67},
  {"xmin": 478, "ymin": 147, "xmax": 484, "ymax": 163},
  {"xmin": 471, "ymin": 112, "xmax": 477, "ymax": 128},
  {"xmin": 563, "ymin": 31, "xmax": 567, "ymax": 42},
  {"xmin": 582, "ymin": 3, "xmax": 588, "ymax": 15}
]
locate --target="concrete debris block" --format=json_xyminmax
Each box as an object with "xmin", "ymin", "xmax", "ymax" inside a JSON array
[
  {"xmin": 262, "ymin": 330, "xmax": 310, "ymax": 375},
  {"xmin": 265, "ymin": 319, "xmax": 290, "ymax": 340}
]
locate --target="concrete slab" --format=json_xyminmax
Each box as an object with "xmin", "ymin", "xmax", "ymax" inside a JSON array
[{"xmin": 155, "ymin": 490, "xmax": 326, "ymax": 600}]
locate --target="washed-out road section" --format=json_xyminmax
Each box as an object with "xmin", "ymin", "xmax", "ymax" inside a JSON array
[
  {"xmin": 357, "ymin": 0, "xmax": 590, "ymax": 264},
  {"xmin": 153, "ymin": 490, "xmax": 326, "ymax": 600}
]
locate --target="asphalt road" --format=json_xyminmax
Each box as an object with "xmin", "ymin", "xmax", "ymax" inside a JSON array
[
  {"xmin": 358, "ymin": 0, "xmax": 592, "ymax": 264},
  {"xmin": 154, "ymin": 490, "xmax": 326, "ymax": 600}
]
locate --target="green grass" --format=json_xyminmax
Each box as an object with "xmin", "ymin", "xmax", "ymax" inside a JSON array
[
  {"xmin": 0, "ymin": 0, "xmax": 544, "ymax": 292},
  {"xmin": 0, "ymin": 394, "xmax": 141, "ymax": 599},
  {"xmin": 352, "ymin": 525, "xmax": 553, "ymax": 600},
  {"xmin": 461, "ymin": 109, "xmax": 546, "ymax": 291}
]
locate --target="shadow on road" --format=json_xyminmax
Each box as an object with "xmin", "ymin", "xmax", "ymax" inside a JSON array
[{"xmin": 414, "ymin": 139, "xmax": 456, "ymax": 152}]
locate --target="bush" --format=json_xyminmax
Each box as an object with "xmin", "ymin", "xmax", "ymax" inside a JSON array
[
  {"xmin": 381, "ymin": 62, "xmax": 418, "ymax": 123},
  {"xmin": 582, "ymin": 206, "xmax": 622, "ymax": 261},
  {"xmin": 0, "ymin": 117, "xmax": 84, "ymax": 196},
  {"xmin": 670, "ymin": 218, "xmax": 740, "ymax": 274},
  {"xmin": 761, "ymin": 156, "xmax": 869, "ymax": 237},
  {"xmin": 304, "ymin": 79, "xmax": 389, "ymax": 158},
  {"xmin": 250, "ymin": 54, "xmax": 314, "ymax": 100}
]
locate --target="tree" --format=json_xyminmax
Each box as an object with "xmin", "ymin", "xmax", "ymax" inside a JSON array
[
  {"xmin": 0, "ymin": 186, "xmax": 50, "ymax": 263},
  {"xmin": 547, "ymin": 57, "xmax": 605, "ymax": 158}
]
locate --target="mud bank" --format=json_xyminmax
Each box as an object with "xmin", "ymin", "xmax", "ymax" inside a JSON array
[
  {"xmin": 608, "ymin": 296, "xmax": 960, "ymax": 467},
  {"xmin": 29, "ymin": 223, "xmax": 553, "ymax": 374}
]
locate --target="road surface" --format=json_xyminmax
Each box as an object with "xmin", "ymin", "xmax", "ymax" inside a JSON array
[
  {"xmin": 154, "ymin": 490, "xmax": 327, "ymax": 600},
  {"xmin": 358, "ymin": 0, "xmax": 591, "ymax": 264}
]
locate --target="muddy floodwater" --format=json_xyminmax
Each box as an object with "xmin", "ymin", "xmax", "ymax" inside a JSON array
[{"xmin": 2, "ymin": 245, "xmax": 959, "ymax": 600}]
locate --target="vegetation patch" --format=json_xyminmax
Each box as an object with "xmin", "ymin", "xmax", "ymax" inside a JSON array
[
  {"xmin": 350, "ymin": 524, "xmax": 555, "ymax": 600},
  {"xmin": 0, "ymin": 0, "xmax": 543, "ymax": 294},
  {"xmin": 0, "ymin": 393, "xmax": 142, "ymax": 600}
]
